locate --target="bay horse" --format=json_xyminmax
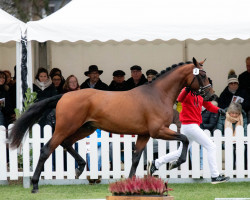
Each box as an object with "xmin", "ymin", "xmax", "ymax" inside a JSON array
[{"xmin": 9, "ymin": 57, "xmax": 213, "ymax": 193}]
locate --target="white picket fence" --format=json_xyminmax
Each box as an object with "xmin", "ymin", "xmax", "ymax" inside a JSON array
[{"xmin": 0, "ymin": 124, "xmax": 249, "ymax": 188}]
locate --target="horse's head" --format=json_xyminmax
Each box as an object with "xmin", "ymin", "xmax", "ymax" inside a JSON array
[{"xmin": 186, "ymin": 57, "xmax": 213, "ymax": 101}]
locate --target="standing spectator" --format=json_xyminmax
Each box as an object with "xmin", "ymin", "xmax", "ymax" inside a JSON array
[
  {"xmin": 109, "ymin": 70, "xmax": 128, "ymax": 91},
  {"xmin": 51, "ymin": 74, "xmax": 64, "ymax": 94},
  {"xmin": 146, "ymin": 69, "xmax": 158, "ymax": 82},
  {"xmin": 218, "ymin": 70, "xmax": 250, "ymax": 114},
  {"xmin": 126, "ymin": 65, "xmax": 147, "ymax": 90},
  {"xmin": 33, "ymin": 68, "xmax": 57, "ymax": 136},
  {"xmin": 216, "ymin": 102, "xmax": 247, "ymax": 169},
  {"xmin": 239, "ymin": 56, "xmax": 250, "ymax": 123},
  {"xmin": 63, "ymin": 75, "xmax": 80, "ymax": 93},
  {"xmin": 80, "ymin": 65, "xmax": 108, "ymax": 90}
]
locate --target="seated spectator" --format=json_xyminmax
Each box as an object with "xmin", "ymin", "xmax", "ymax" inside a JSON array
[
  {"xmin": 80, "ymin": 65, "xmax": 108, "ymax": 90},
  {"xmin": 63, "ymin": 75, "xmax": 80, "ymax": 93},
  {"xmin": 0, "ymin": 71, "xmax": 8, "ymax": 126},
  {"xmin": 86, "ymin": 129, "xmax": 102, "ymax": 184},
  {"xmin": 146, "ymin": 69, "xmax": 158, "ymax": 82},
  {"xmin": 218, "ymin": 69, "xmax": 250, "ymax": 114},
  {"xmin": 239, "ymin": 57, "xmax": 250, "ymax": 123},
  {"xmin": 216, "ymin": 102, "xmax": 247, "ymax": 169},
  {"xmin": 109, "ymin": 70, "xmax": 128, "ymax": 91},
  {"xmin": 126, "ymin": 65, "xmax": 147, "ymax": 90},
  {"xmin": 51, "ymin": 74, "xmax": 64, "ymax": 94},
  {"xmin": 33, "ymin": 68, "xmax": 57, "ymax": 136},
  {"xmin": 3, "ymin": 70, "xmax": 16, "ymax": 125}
]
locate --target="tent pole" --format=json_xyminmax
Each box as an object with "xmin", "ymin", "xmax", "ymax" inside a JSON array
[
  {"xmin": 16, "ymin": 42, "xmax": 22, "ymax": 111},
  {"xmin": 27, "ymin": 41, "xmax": 33, "ymax": 91}
]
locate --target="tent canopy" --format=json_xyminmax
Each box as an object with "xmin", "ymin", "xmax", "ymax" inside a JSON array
[
  {"xmin": 27, "ymin": 0, "xmax": 250, "ymax": 42},
  {"xmin": 0, "ymin": 9, "xmax": 25, "ymax": 42}
]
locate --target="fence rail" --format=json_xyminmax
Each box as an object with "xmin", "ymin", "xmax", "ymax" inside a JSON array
[{"xmin": 0, "ymin": 124, "xmax": 249, "ymax": 188}]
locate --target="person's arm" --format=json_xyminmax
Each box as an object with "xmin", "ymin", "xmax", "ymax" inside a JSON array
[{"xmin": 203, "ymin": 101, "xmax": 219, "ymax": 113}]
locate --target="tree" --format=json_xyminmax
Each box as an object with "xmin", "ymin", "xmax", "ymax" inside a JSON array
[{"xmin": 0, "ymin": 0, "xmax": 68, "ymax": 22}]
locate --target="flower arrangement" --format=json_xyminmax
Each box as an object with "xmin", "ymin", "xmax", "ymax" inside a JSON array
[{"xmin": 109, "ymin": 176, "xmax": 173, "ymax": 196}]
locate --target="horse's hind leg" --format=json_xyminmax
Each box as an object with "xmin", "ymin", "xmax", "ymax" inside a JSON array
[
  {"xmin": 61, "ymin": 122, "xmax": 96, "ymax": 178},
  {"xmin": 31, "ymin": 139, "xmax": 54, "ymax": 193},
  {"xmin": 129, "ymin": 135, "xmax": 150, "ymax": 178}
]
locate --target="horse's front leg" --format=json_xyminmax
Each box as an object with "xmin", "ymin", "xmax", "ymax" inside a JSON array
[
  {"xmin": 129, "ymin": 135, "xmax": 150, "ymax": 178},
  {"xmin": 151, "ymin": 127, "xmax": 189, "ymax": 169}
]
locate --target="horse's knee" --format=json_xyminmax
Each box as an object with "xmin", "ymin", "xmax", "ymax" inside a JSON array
[
  {"xmin": 181, "ymin": 134, "xmax": 189, "ymax": 145},
  {"xmin": 40, "ymin": 145, "xmax": 51, "ymax": 161}
]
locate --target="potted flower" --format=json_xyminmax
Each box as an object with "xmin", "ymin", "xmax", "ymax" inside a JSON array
[{"xmin": 107, "ymin": 176, "xmax": 174, "ymax": 200}]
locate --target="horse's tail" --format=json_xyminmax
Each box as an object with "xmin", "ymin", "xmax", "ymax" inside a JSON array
[{"xmin": 9, "ymin": 94, "xmax": 63, "ymax": 148}]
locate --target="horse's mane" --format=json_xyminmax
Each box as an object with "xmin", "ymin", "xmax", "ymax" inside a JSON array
[{"xmin": 147, "ymin": 61, "xmax": 193, "ymax": 84}]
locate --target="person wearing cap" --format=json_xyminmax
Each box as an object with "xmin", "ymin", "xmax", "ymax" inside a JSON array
[
  {"xmin": 218, "ymin": 69, "xmax": 250, "ymax": 113},
  {"xmin": 80, "ymin": 65, "xmax": 108, "ymax": 90},
  {"xmin": 146, "ymin": 69, "xmax": 158, "ymax": 82},
  {"xmin": 109, "ymin": 70, "xmax": 128, "ymax": 91},
  {"xmin": 126, "ymin": 65, "xmax": 147, "ymax": 90},
  {"xmin": 239, "ymin": 57, "xmax": 250, "ymax": 123}
]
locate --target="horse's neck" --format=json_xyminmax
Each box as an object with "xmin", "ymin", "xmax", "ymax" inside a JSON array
[{"xmin": 155, "ymin": 65, "xmax": 192, "ymax": 103}]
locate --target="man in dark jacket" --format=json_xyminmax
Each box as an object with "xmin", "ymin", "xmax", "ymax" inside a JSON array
[
  {"xmin": 126, "ymin": 65, "xmax": 147, "ymax": 90},
  {"xmin": 109, "ymin": 70, "xmax": 128, "ymax": 91},
  {"xmin": 239, "ymin": 56, "xmax": 250, "ymax": 123},
  {"xmin": 80, "ymin": 65, "xmax": 108, "ymax": 90}
]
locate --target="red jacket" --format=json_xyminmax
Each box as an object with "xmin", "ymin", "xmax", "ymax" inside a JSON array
[{"xmin": 177, "ymin": 88, "xmax": 219, "ymax": 125}]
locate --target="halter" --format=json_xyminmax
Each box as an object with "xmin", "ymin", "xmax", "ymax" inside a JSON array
[{"xmin": 188, "ymin": 68, "xmax": 212, "ymax": 100}]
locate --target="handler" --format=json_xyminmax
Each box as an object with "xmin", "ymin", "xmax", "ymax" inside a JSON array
[{"xmin": 147, "ymin": 87, "xmax": 230, "ymax": 184}]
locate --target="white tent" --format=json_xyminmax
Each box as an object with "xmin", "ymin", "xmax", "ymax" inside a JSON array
[
  {"xmin": 0, "ymin": 8, "xmax": 29, "ymax": 110},
  {"xmin": 27, "ymin": 0, "xmax": 250, "ymax": 42},
  {"xmin": 25, "ymin": 0, "xmax": 250, "ymax": 94},
  {"xmin": 0, "ymin": 9, "xmax": 24, "ymax": 42}
]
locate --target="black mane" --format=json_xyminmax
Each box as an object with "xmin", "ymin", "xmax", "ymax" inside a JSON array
[{"xmin": 146, "ymin": 61, "xmax": 192, "ymax": 84}]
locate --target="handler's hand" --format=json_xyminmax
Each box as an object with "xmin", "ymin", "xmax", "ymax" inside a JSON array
[{"xmin": 218, "ymin": 108, "xmax": 226, "ymax": 116}]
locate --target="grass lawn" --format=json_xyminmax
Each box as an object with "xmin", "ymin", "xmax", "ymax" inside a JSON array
[{"xmin": 0, "ymin": 182, "xmax": 249, "ymax": 200}]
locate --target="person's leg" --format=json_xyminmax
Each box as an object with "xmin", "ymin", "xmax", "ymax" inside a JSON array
[{"xmin": 187, "ymin": 124, "xmax": 219, "ymax": 178}]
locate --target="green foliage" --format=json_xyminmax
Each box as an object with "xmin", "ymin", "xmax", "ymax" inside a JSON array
[{"xmin": 14, "ymin": 88, "xmax": 37, "ymax": 119}]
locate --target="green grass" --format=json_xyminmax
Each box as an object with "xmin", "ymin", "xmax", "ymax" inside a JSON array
[{"xmin": 0, "ymin": 182, "xmax": 249, "ymax": 200}]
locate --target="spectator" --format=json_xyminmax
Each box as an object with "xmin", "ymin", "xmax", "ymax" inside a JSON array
[
  {"xmin": 86, "ymin": 129, "xmax": 102, "ymax": 184},
  {"xmin": 3, "ymin": 70, "xmax": 16, "ymax": 125},
  {"xmin": 0, "ymin": 71, "xmax": 8, "ymax": 126},
  {"xmin": 146, "ymin": 69, "xmax": 158, "ymax": 82},
  {"xmin": 51, "ymin": 74, "xmax": 64, "ymax": 94},
  {"xmin": 218, "ymin": 69, "xmax": 250, "ymax": 114},
  {"xmin": 33, "ymin": 68, "xmax": 57, "ymax": 136},
  {"xmin": 126, "ymin": 65, "xmax": 147, "ymax": 90},
  {"xmin": 49, "ymin": 68, "xmax": 65, "ymax": 82},
  {"xmin": 33, "ymin": 68, "xmax": 57, "ymax": 102},
  {"xmin": 109, "ymin": 70, "xmax": 128, "ymax": 91},
  {"xmin": 239, "ymin": 56, "xmax": 250, "ymax": 123},
  {"xmin": 216, "ymin": 102, "xmax": 247, "ymax": 169},
  {"xmin": 63, "ymin": 75, "xmax": 80, "ymax": 93},
  {"xmin": 80, "ymin": 65, "xmax": 108, "ymax": 90}
]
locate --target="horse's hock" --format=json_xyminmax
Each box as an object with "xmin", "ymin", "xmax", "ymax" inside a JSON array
[{"xmin": 106, "ymin": 196, "xmax": 174, "ymax": 200}]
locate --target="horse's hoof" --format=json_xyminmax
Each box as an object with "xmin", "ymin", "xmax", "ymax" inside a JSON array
[
  {"xmin": 169, "ymin": 161, "xmax": 178, "ymax": 170},
  {"xmin": 31, "ymin": 189, "xmax": 39, "ymax": 193},
  {"xmin": 75, "ymin": 168, "xmax": 82, "ymax": 179}
]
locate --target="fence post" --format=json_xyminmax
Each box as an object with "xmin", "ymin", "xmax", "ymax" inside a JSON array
[
  {"xmin": 235, "ymin": 126, "xmax": 244, "ymax": 178},
  {"xmin": 225, "ymin": 128, "xmax": 233, "ymax": 177},
  {"xmin": 0, "ymin": 126, "xmax": 7, "ymax": 182}
]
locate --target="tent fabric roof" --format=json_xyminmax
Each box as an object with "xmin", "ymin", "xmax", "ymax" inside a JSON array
[
  {"xmin": 0, "ymin": 9, "xmax": 25, "ymax": 42},
  {"xmin": 26, "ymin": 0, "xmax": 250, "ymax": 42}
]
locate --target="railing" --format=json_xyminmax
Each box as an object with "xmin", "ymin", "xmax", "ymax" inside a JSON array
[{"xmin": 0, "ymin": 124, "xmax": 249, "ymax": 188}]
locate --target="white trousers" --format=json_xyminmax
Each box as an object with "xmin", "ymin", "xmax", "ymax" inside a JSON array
[{"xmin": 155, "ymin": 124, "xmax": 219, "ymax": 178}]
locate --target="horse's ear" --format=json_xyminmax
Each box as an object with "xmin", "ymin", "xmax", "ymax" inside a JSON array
[
  {"xmin": 192, "ymin": 57, "xmax": 198, "ymax": 67},
  {"xmin": 199, "ymin": 58, "xmax": 207, "ymax": 66}
]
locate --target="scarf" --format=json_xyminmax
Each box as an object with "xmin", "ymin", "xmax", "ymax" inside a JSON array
[
  {"xmin": 34, "ymin": 78, "xmax": 52, "ymax": 91},
  {"xmin": 224, "ymin": 112, "xmax": 243, "ymax": 136}
]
